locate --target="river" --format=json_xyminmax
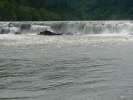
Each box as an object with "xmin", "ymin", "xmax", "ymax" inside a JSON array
[{"xmin": 0, "ymin": 21, "xmax": 133, "ymax": 100}]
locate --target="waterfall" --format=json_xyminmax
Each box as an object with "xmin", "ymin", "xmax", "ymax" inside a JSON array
[{"xmin": 0, "ymin": 21, "xmax": 133, "ymax": 35}]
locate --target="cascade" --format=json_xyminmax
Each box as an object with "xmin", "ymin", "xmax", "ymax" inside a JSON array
[{"xmin": 0, "ymin": 21, "xmax": 133, "ymax": 35}]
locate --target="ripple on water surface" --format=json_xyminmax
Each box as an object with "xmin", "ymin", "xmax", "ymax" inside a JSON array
[{"xmin": 0, "ymin": 34, "xmax": 133, "ymax": 100}]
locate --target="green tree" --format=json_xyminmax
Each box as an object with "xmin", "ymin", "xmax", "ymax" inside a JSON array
[
  {"xmin": 16, "ymin": 6, "xmax": 41, "ymax": 21},
  {"xmin": 0, "ymin": 1, "xmax": 16, "ymax": 20},
  {"xmin": 43, "ymin": 2, "xmax": 54, "ymax": 11},
  {"xmin": 38, "ymin": 8, "xmax": 61, "ymax": 21}
]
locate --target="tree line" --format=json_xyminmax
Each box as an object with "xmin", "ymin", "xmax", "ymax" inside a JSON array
[
  {"xmin": 0, "ymin": 0, "xmax": 133, "ymax": 21},
  {"xmin": 82, "ymin": 0, "xmax": 133, "ymax": 20},
  {"xmin": 0, "ymin": 0, "xmax": 85, "ymax": 21}
]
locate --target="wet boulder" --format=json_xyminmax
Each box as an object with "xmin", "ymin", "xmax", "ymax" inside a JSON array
[
  {"xmin": 14, "ymin": 32, "xmax": 21, "ymax": 34},
  {"xmin": 39, "ymin": 30, "xmax": 63, "ymax": 35},
  {"xmin": 0, "ymin": 28, "xmax": 10, "ymax": 34}
]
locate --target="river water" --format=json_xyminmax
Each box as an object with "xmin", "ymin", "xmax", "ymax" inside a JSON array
[
  {"xmin": 1, "ymin": 21, "xmax": 133, "ymax": 100},
  {"xmin": 0, "ymin": 34, "xmax": 133, "ymax": 100}
]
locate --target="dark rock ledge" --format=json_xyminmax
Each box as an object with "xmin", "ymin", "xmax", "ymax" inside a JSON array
[{"xmin": 39, "ymin": 30, "xmax": 63, "ymax": 35}]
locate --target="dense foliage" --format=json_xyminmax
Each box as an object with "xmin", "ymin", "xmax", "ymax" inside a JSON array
[
  {"xmin": 0, "ymin": 0, "xmax": 133, "ymax": 21},
  {"xmin": 82, "ymin": 0, "xmax": 133, "ymax": 20}
]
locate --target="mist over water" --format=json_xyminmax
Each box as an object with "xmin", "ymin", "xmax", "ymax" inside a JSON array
[{"xmin": 0, "ymin": 21, "xmax": 133, "ymax": 100}]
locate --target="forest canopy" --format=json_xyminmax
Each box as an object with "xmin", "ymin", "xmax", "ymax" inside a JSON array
[{"xmin": 0, "ymin": 0, "xmax": 133, "ymax": 21}]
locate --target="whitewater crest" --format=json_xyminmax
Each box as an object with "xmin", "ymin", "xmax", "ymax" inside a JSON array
[{"xmin": 0, "ymin": 21, "xmax": 133, "ymax": 35}]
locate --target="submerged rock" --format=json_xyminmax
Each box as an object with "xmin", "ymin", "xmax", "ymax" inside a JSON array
[{"xmin": 39, "ymin": 30, "xmax": 63, "ymax": 35}]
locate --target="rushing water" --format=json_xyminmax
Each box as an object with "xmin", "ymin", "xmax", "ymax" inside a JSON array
[
  {"xmin": 0, "ymin": 21, "xmax": 133, "ymax": 100},
  {"xmin": 1, "ymin": 21, "xmax": 133, "ymax": 35}
]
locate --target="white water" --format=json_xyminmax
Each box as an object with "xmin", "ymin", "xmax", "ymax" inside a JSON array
[{"xmin": 1, "ymin": 21, "xmax": 133, "ymax": 35}]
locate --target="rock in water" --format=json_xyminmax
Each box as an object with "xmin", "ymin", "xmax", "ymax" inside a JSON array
[
  {"xmin": 39, "ymin": 30, "xmax": 63, "ymax": 35},
  {"xmin": 14, "ymin": 32, "xmax": 21, "ymax": 34}
]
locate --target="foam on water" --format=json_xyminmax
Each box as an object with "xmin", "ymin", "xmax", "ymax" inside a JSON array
[{"xmin": 0, "ymin": 34, "xmax": 133, "ymax": 47}]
